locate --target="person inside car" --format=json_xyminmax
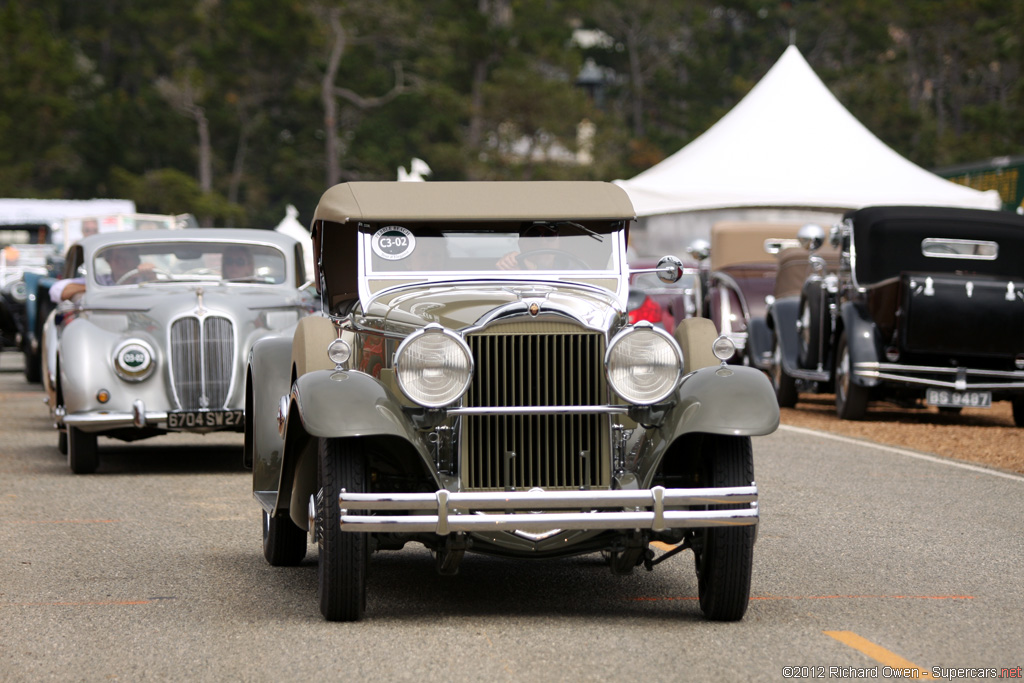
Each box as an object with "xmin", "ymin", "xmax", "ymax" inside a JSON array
[
  {"xmin": 222, "ymin": 246, "xmax": 256, "ymax": 281},
  {"xmin": 50, "ymin": 247, "xmax": 156, "ymax": 301}
]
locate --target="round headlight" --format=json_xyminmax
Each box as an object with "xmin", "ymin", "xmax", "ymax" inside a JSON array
[
  {"xmin": 395, "ymin": 325, "xmax": 473, "ymax": 408},
  {"xmin": 606, "ymin": 324, "xmax": 683, "ymax": 405},
  {"xmin": 113, "ymin": 340, "xmax": 155, "ymax": 381}
]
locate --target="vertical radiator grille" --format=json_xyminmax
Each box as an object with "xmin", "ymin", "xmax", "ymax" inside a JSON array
[
  {"xmin": 463, "ymin": 329, "xmax": 609, "ymax": 491},
  {"xmin": 170, "ymin": 316, "xmax": 235, "ymax": 410}
]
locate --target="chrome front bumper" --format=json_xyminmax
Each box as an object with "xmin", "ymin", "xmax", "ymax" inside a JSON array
[
  {"xmin": 60, "ymin": 401, "xmax": 169, "ymax": 430},
  {"xmin": 854, "ymin": 362, "xmax": 1024, "ymax": 391},
  {"xmin": 337, "ymin": 485, "xmax": 758, "ymax": 535}
]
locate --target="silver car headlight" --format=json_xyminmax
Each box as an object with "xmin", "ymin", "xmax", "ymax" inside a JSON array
[
  {"xmin": 395, "ymin": 324, "xmax": 473, "ymax": 408},
  {"xmin": 112, "ymin": 339, "xmax": 156, "ymax": 382},
  {"xmin": 606, "ymin": 323, "xmax": 682, "ymax": 405}
]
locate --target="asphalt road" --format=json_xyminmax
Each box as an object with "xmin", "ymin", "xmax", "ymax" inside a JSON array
[{"xmin": 2, "ymin": 349, "xmax": 1022, "ymax": 682}]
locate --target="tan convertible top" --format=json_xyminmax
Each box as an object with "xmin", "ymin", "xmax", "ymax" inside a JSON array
[{"xmin": 313, "ymin": 181, "xmax": 636, "ymax": 224}]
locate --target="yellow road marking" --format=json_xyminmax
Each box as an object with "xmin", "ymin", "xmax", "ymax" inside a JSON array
[{"xmin": 825, "ymin": 630, "xmax": 937, "ymax": 679}]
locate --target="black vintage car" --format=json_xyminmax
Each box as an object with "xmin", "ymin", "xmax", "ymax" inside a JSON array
[{"xmin": 769, "ymin": 206, "xmax": 1024, "ymax": 423}]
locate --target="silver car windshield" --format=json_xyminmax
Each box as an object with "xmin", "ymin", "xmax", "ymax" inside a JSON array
[
  {"xmin": 364, "ymin": 222, "xmax": 621, "ymax": 275},
  {"xmin": 93, "ymin": 242, "xmax": 287, "ymax": 286}
]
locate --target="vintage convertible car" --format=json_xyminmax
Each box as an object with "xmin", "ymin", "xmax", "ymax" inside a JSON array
[
  {"xmin": 44, "ymin": 228, "xmax": 317, "ymax": 474},
  {"xmin": 769, "ymin": 206, "xmax": 1024, "ymax": 422},
  {"xmin": 247, "ymin": 181, "xmax": 779, "ymax": 622},
  {"xmin": 688, "ymin": 221, "xmax": 805, "ymax": 366}
]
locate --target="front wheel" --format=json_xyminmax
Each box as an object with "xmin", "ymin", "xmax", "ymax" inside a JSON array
[
  {"xmin": 1012, "ymin": 398, "xmax": 1024, "ymax": 427},
  {"xmin": 834, "ymin": 331, "xmax": 868, "ymax": 420},
  {"xmin": 262, "ymin": 509, "xmax": 307, "ymax": 566},
  {"xmin": 67, "ymin": 427, "xmax": 98, "ymax": 474},
  {"xmin": 316, "ymin": 438, "xmax": 369, "ymax": 621},
  {"xmin": 693, "ymin": 434, "xmax": 755, "ymax": 621}
]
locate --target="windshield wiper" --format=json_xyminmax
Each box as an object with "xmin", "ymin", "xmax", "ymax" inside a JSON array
[{"xmin": 556, "ymin": 220, "xmax": 603, "ymax": 242}]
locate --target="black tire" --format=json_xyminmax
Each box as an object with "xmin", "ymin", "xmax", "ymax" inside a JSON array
[
  {"xmin": 834, "ymin": 331, "xmax": 868, "ymax": 420},
  {"xmin": 1012, "ymin": 398, "xmax": 1024, "ymax": 427},
  {"xmin": 262, "ymin": 509, "xmax": 307, "ymax": 566},
  {"xmin": 22, "ymin": 342, "xmax": 41, "ymax": 384},
  {"xmin": 770, "ymin": 334, "xmax": 798, "ymax": 408},
  {"xmin": 67, "ymin": 427, "xmax": 98, "ymax": 474},
  {"xmin": 316, "ymin": 438, "xmax": 369, "ymax": 621},
  {"xmin": 57, "ymin": 429, "xmax": 68, "ymax": 455},
  {"xmin": 797, "ymin": 288, "xmax": 822, "ymax": 369},
  {"xmin": 694, "ymin": 434, "xmax": 755, "ymax": 622}
]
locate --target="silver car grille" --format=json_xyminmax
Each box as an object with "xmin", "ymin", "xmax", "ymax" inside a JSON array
[
  {"xmin": 169, "ymin": 316, "xmax": 235, "ymax": 410},
  {"xmin": 462, "ymin": 325, "xmax": 609, "ymax": 491}
]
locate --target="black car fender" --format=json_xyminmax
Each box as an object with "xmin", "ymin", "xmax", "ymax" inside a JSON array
[
  {"xmin": 839, "ymin": 301, "xmax": 881, "ymax": 387},
  {"xmin": 768, "ymin": 296, "xmax": 801, "ymax": 375}
]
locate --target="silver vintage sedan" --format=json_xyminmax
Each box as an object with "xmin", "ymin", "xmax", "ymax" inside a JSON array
[
  {"xmin": 43, "ymin": 228, "xmax": 317, "ymax": 474},
  {"xmin": 247, "ymin": 182, "xmax": 780, "ymax": 623}
]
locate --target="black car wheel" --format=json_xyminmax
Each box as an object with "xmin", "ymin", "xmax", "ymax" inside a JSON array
[
  {"xmin": 1012, "ymin": 398, "xmax": 1024, "ymax": 428},
  {"xmin": 67, "ymin": 426, "xmax": 98, "ymax": 474},
  {"xmin": 262, "ymin": 509, "xmax": 307, "ymax": 566},
  {"xmin": 316, "ymin": 437, "xmax": 368, "ymax": 621},
  {"xmin": 22, "ymin": 339, "xmax": 41, "ymax": 384},
  {"xmin": 834, "ymin": 331, "xmax": 868, "ymax": 420},
  {"xmin": 694, "ymin": 434, "xmax": 755, "ymax": 622},
  {"xmin": 770, "ymin": 334, "xmax": 797, "ymax": 408}
]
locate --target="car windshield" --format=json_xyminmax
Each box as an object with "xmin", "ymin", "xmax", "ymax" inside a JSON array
[
  {"xmin": 362, "ymin": 222, "xmax": 621, "ymax": 276},
  {"xmin": 93, "ymin": 242, "xmax": 287, "ymax": 286}
]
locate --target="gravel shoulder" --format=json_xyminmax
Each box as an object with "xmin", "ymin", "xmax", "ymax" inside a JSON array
[{"xmin": 780, "ymin": 394, "xmax": 1024, "ymax": 475}]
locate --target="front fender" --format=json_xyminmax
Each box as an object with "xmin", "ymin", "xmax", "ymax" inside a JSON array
[
  {"xmin": 668, "ymin": 364, "xmax": 779, "ymax": 439},
  {"xmin": 745, "ymin": 316, "xmax": 772, "ymax": 370},
  {"xmin": 249, "ymin": 335, "xmax": 294, "ymax": 484},
  {"xmin": 291, "ymin": 369, "xmax": 424, "ymax": 443},
  {"xmin": 839, "ymin": 301, "xmax": 881, "ymax": 387},
  {"xmin": 634, "ymin": 365, "xmax": 778, "ymax": 487},
  {"xmin": 769, "ymin": 297, "xmax": 801, "ymax": 375},
  {"xmin": 278, "ymin": 369, "xmax": 433, "ymax": 528}
]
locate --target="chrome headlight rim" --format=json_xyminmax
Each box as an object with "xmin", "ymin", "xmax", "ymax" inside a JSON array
[
  {"xmin": 394, "ymin": 323, "xmax": 474, "ymax": 409},
  {"xmin": 605, "ymin": 322, "xmax": 683, "ymax": 405},
  {"xmin": 112, "ymin": 339, "xmax": 156, "ymax": 382}
]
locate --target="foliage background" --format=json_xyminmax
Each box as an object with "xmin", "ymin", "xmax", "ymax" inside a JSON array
[{"xmin": 1, "ymin": 0, "xmax": 1021, "ymax": 226}]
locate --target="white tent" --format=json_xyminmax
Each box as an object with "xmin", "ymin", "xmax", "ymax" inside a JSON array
[
  {"xmin": 616, "ymin": 46, "xmax": 1002, "ymax": 254},
  {"xmin": 273, "ymin": 204, "xmax": 315, "ymax": 279}
]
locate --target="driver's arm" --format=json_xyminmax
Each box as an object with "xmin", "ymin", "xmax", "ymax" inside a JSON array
[{"xmin": 496, "ymin": 251, "xmax": 520, "ymax": 270}]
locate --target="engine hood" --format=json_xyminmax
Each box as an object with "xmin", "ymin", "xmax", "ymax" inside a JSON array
[
  {"xmin": 369, "ymin": 282, "xmax": 624, "ymax": 332},
  {"xmin": 82, "ymin": 284, "xmax": 304, "ymax": 314}
]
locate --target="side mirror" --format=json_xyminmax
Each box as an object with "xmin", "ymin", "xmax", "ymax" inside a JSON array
[
  {"xmin": 797, "ymin": 224, "xmax": 825, "ymax": 251},
  {"xmin": 686, "ymin": 239, "xmax": 711, "ymax": 262},
  {"xmin": 655, "ymin": 255, "xmax": 684, "ymax": 284}
]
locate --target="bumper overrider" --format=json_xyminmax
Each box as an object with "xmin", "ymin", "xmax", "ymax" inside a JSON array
[
  {"xmin": 854, "ymin": 362, "xmax": 1024, "ymax": 391},
  {"xmin": 336, "ymin": 486, "xmax": 757, "ymax": 535}
]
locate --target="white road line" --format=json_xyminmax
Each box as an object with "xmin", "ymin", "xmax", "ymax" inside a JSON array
[{"xmin": 775, "ymin": 423, "xmax": 1024, "ymax": 483}]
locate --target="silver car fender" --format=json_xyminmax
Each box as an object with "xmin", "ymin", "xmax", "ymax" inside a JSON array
[
  {"xmin": 669, "ymin": 364, "xmax": 780, "ymax": 439},
  {"xmin": 248, "ymin": 335, "xmax": 294, "ymax": 486},
  {"xmin": 278, "ymin": 369, "xmax": 432, "ymax": 527}
]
